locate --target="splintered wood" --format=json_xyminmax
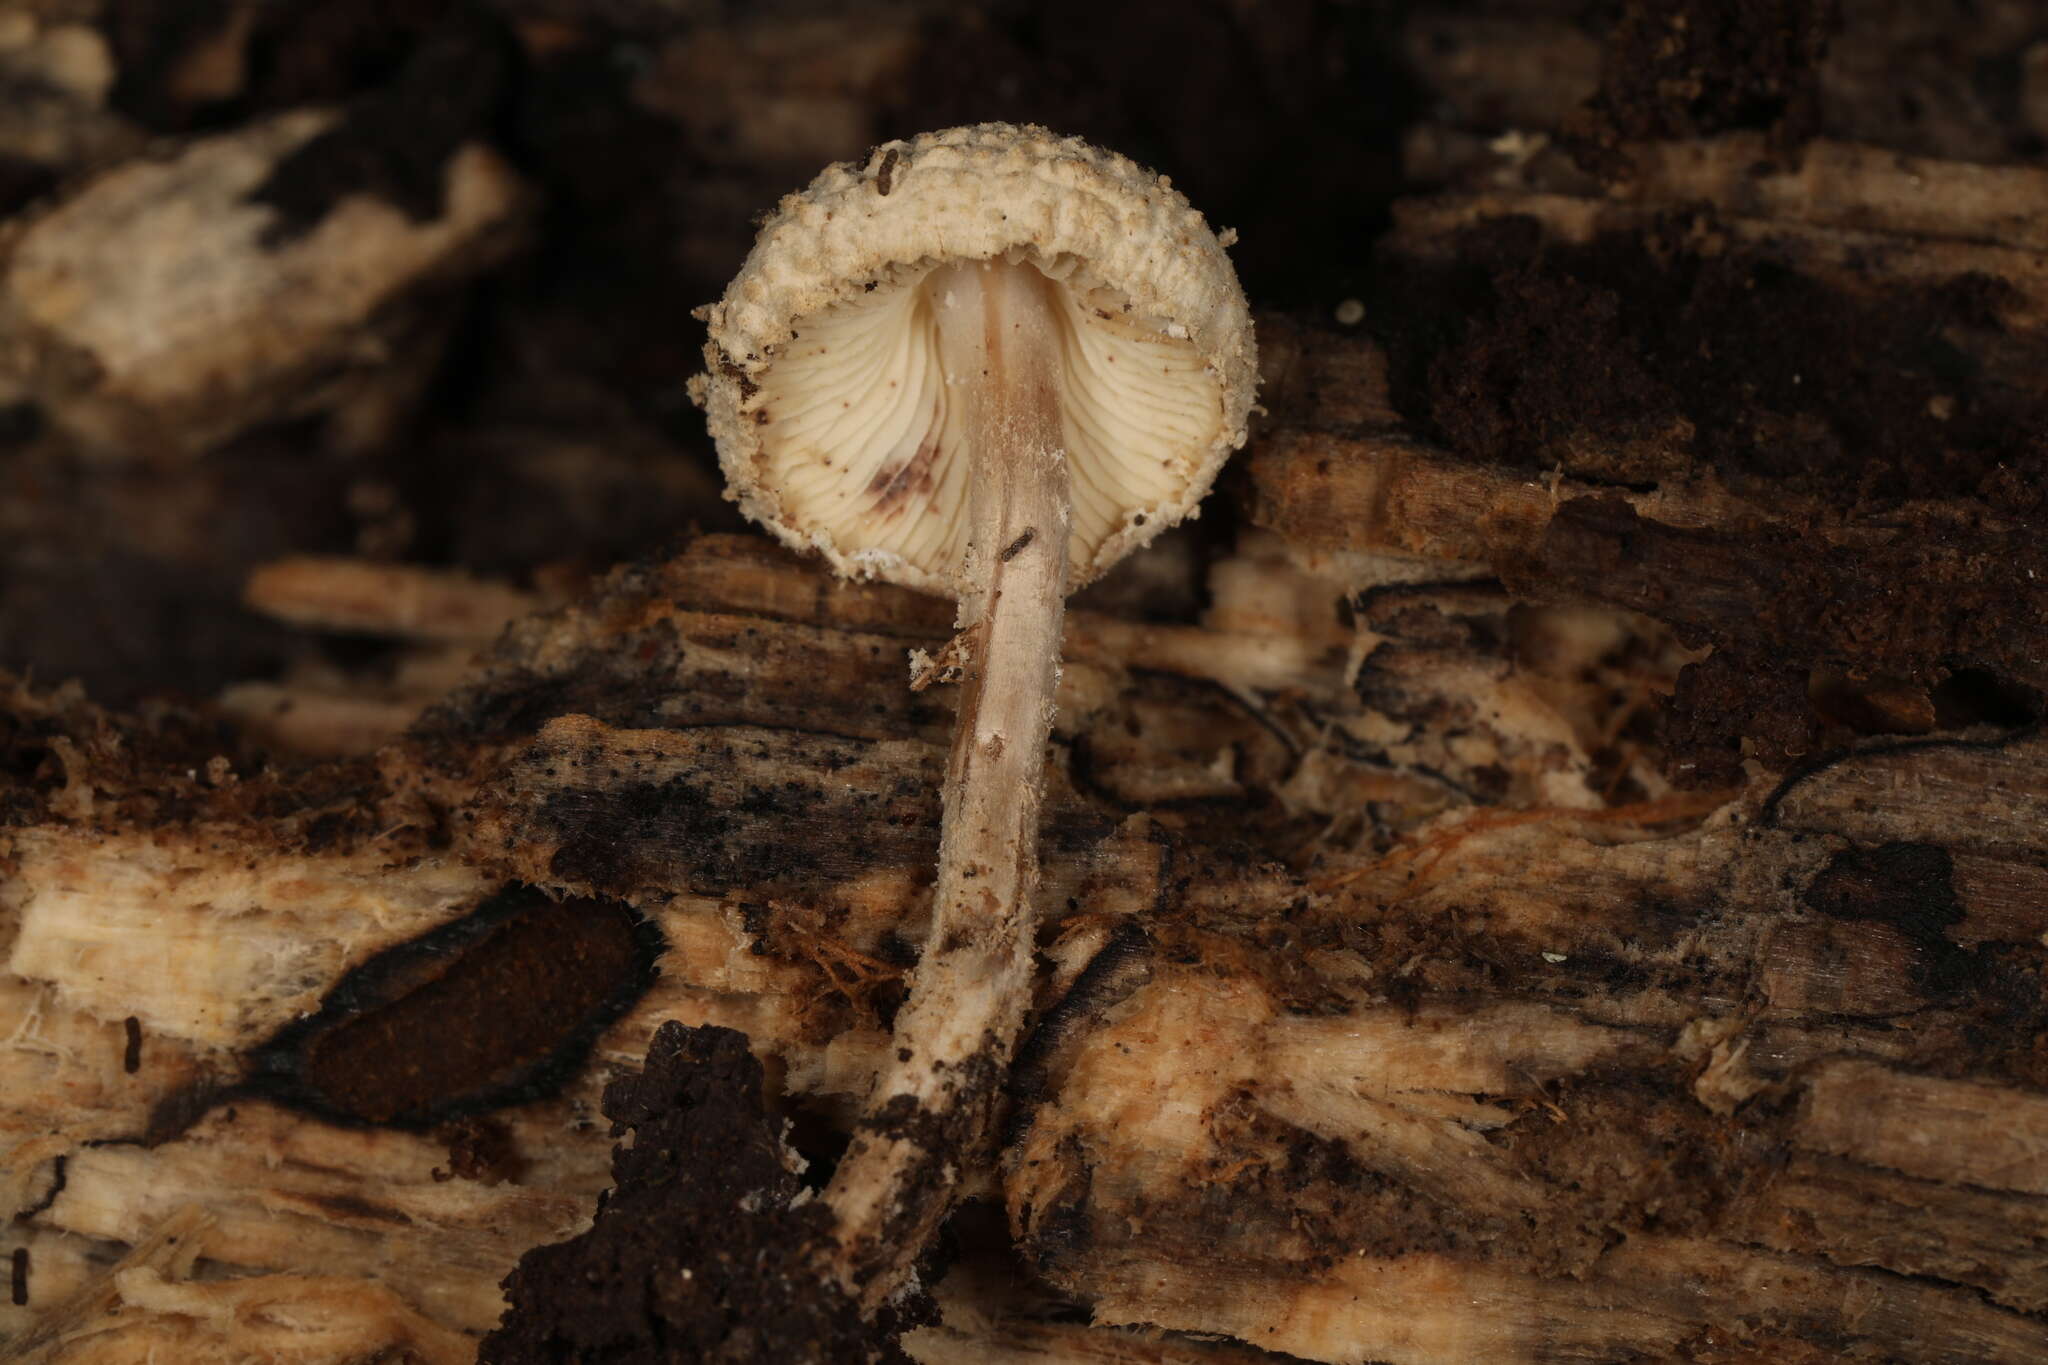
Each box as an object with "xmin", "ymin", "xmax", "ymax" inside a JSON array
[{"xmin": 1, "ymin": 526, "xmax": 2046, "ymax": 1363}]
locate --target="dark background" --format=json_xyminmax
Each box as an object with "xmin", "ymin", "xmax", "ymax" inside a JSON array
[{"xmin": 6, "ymin": 0, "xmax": 2046, "ymax": 758}]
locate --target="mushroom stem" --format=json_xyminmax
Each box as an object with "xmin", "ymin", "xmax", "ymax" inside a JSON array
[{"xmin": 823, "ymin": 259, "xmax": 1071, "ymax": 1303}]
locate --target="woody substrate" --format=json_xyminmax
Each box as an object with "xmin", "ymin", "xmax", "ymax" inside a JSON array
[{"xmin": 4, "ymin": 2, "xmax": 2048, "ymax": 1363}]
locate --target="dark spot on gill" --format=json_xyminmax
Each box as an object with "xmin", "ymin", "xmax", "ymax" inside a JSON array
[
  {"xmin": 122, "ymin": 1016, "xmax": 142, "ymax": 1074},
  {"xmin": 10, "ymin": 1248, "xmax": 25, "ymax": 1307},
  {"xmin": 866, "ymin": 426, "xmax": 943, "ymax": 513}
]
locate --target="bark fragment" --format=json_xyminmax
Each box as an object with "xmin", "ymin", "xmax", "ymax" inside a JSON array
[{"xmin": 0, "ymin": 109, "xmax": 527, "ymax": 460}]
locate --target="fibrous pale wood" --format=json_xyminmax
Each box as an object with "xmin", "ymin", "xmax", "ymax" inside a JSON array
[
  {"xmin": 1002, "ymin": 739, "xmax": 2048, "ymax": 1359},
  {"xmin": 2, "ymin": 1207, "xmax": 476, "ymax": 1365}
]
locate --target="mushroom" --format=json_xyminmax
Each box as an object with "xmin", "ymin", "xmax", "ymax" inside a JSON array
[{"xmin": 693, "ymin": 122, "xmax": 1255, "ymax": 1304}]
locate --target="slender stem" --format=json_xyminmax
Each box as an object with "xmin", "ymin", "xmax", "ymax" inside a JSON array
[{"xmin": 822, "ymin": 260, "xmax": 1070, "ymax": 1305}]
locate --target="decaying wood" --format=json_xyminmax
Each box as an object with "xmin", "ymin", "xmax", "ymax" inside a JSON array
[
  {"xmin": 243, "ymin": 558, "xmax": 543, "ymax": 643},
  {"xmin": 0, "ymin": 522, "xmax": 2044, "ymax": 1362},
  {"xmin": 6, "ymin": 4, "xmax": 2048, "ymax": 1357},
  {"xmin": 1004, "ymin": 731, "xmax": 2048, "ymax": 1359},
  {"xmin": 1405, "ymin": 130, "xmax": 2048, "ymax": 253},
  {"xmin": 909, "ymin": 1260, "xmax": 1295, "ymax": 1364},
  {"xmin": 221, "ymin": 559, "xmax": 555, "ymax": 758},
  {"xmin": 2, "ymin": 1206, "xmax": 476, "ymax": 1365},
  {"xmin": 1253, "ymin": 126, "xmax": 2048, "ymax": 724},
  {"xmin": 0, "ymin": 109, "xmax": 529, "ymax": 461}
]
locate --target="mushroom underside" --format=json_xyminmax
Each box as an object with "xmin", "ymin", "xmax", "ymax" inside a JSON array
[{"xmin": 744, "ymin": 251, "xmax": 1225, "ymax": 594}]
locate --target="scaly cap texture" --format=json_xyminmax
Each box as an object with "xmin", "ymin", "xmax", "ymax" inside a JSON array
[{"xmin": 694, "ymin": 122, "xmax": 1257, "ymax": 596}]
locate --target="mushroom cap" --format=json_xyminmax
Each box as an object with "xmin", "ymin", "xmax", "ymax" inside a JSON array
[{"xmin": 694, "ymin": 122, "xmax": 1257, "ymax": 597}]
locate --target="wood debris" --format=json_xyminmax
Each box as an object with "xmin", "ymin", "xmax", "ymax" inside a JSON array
[{"xmin": 2, "ymin": 1, "xmax": 2047, "ymax": 1361}]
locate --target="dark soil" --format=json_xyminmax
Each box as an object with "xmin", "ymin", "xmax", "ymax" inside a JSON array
[
  {"xmin": 0, "ymin": 681, "xmax": 310, "ymax": 833},
  {"xmin": 1564, "ymin": 0, "xmax": 1841, "ymax": 175},
  {"xmin": 481, "ymin": 1021, "xmax": 923, "ymax": 1364},
  {"xmin": 436, "ymin": 1115, "xmax": 526, "ymax": 1184},
  {"xmin": 888, "ymin": 0, "xmax": 1414, "ymax": 308},
  {"xmin": 1377, "ymin": 213, "xmax": 2048, "ymax": 516},
  {"xmin": 250, "ymin": 7, "xmax": 512, "ymax": 244}
]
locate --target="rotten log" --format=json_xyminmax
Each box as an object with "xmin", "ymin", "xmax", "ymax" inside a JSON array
[
  {"xmin": 1004, "ymin": 727, "xmax": 2048, "ymax": 1360},
  {"xmin": 0, "ymin": 521, "xmax": 2043, "ymax": 1362},
  {"xmin": 4, "ymin": 3, "xmax": 2048, "ymax": 1359},
  {"xmin": 10, "ymin": 189, "xmax": 2048, "ymax": 1365}
]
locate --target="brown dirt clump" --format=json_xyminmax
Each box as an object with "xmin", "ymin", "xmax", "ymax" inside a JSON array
[
  {"xmin": 435, "ymin": 1115, "xmax": 526, "ymax": 1184},
  {"xmin": 1564, "ymin": 0, "xmax": 1842, "ymax": 175},
  {"xmin": 481, "ymin": 1021, "xmax": 923, "ymax": 1365}
]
